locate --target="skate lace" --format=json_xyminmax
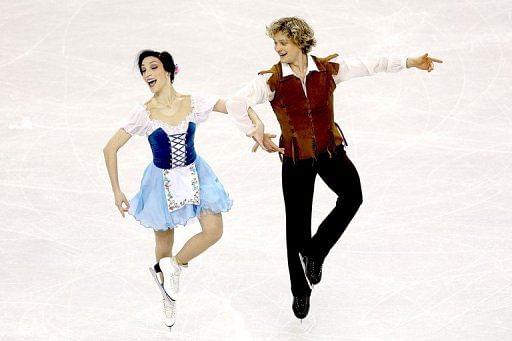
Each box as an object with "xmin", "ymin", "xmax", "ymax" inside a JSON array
[
  {"xmin": 170, "ymin": 268, "xmax": 181, "ymax": 293},
  {"xmin": 309, "ymin": 259, "xmax": 322, "ymax": 275},
  {"xmin": 163, "ymin": 299, "xmax": 176, "ymax": 319},
  {"xmin": 313, "ymin": 262, "xmax": 322, "ymax": 273}
]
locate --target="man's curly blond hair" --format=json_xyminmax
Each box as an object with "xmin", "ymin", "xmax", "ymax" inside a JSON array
[{"xmin": 266, "ymin": 17, "xmax": 317, "ymax": 54}]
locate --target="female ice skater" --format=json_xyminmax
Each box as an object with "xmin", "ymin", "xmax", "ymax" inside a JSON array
[
  {"xmin": 226, "ymin": 17, "xmax": 442, "ymax": 319},
  {"xmin": 103, "ymin": 50, "xmax": 264, "ymax": 329}
]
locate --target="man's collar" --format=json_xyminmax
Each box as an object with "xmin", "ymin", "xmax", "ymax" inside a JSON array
[{"xmin": 281, "ymin": 54, "xmax": 319, "ymax": 77}]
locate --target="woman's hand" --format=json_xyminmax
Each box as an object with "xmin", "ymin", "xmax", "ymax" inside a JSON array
[
  {"xmin": 247, "ymin": 107, "xmax": 269, "ymax": 152},
  {"xmin": 252, "ymin": 133, "xmax": 284, "ymax": 154},
  {"xmin": 407, "ymin": 53, "xmax": 443, "ymax": 72},
  {"xmin": 114, "ymin": 190, "xmax": 130, "ymax": 217},
  {"xmin": 249, "ymin": 116, "xmax": 267, "ymax": 151}
]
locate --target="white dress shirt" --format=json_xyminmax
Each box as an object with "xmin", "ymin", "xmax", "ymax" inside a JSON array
[{"xmin": 226, "ymin": 54, "xmax": 407, "ymax": 132}]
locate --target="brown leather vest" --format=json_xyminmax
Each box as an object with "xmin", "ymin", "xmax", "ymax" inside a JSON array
[{"xmin": 259, "ymin": 54, "xmax": 345, "ymax": 160}]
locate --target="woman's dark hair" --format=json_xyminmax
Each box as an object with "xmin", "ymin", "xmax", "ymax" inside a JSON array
[{"xmin": 137, "ymin": 50, "xmax": 176, "ymax": 83}]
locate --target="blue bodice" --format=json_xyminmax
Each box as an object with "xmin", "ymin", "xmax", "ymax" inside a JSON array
[{"xmin": 147, "ymin": 122, "xmax": 197, "ymax": 169}]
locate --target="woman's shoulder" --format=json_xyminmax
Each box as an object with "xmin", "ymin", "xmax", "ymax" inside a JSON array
[
  {"xmin": 128, "ymin": 102, "xmax": 150, "ymax": 118},
  {"xmin": 121, "ymin": 103, "xmax": 151, "ymax": 136},
  {"xmin": 189, "ymin": 92, "xmax": 219, "ymax": 113}
]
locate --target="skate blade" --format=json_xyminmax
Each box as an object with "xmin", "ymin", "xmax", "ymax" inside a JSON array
[
  {"xmin": 298, "ymin": 253, "xmax": 313, "ymax": 290},
  {"xmin": 148, "ymin": 267, "xmax": 175, "ymax": 303}
]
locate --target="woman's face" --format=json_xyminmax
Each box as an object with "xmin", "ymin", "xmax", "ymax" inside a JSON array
[
  {"xmin": 140, "ymin": 56, "xmax": 169, "ymax": 93},
  {"xmin": 273, "ymin": 31, "xmax": 303, "ymax": 64}
]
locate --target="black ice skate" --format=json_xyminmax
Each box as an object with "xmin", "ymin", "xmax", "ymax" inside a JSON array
[
  {"xmin": 292, "ymin": 295, "xmax": 310, "ymax": 320},
  {"xmin": 299, "ymin": 252, "xmax": 323, "ymax": 286}
]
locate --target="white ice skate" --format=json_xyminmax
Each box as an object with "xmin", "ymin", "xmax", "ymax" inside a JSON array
[
  {"xmin": 158, "ymin": 256, "xmax": 182, "ymax": 301},
  {"xmin": 162, "ymin": 298, "xmax": 176, "ymax": 328},
  {"xmin": 149, "ymin": 263, "xmax": 177, "ymax": 328},
  {"xmin": 149, "ymin": 263, "xmax": 174, "ymax": 303}
]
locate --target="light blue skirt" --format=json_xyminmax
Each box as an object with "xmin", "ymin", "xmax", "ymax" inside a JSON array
[{"xmin": 128, "ymin": 155, "xmax": 232, "ymax": 230}]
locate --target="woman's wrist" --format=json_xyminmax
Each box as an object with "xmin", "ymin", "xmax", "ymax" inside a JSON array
[{"xmin": 406, "ymin": 57, "xmax": 416, "ymax": 68}]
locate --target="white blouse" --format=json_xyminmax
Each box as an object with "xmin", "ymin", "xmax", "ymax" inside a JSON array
[{"xmin": 122, "ymin": 93, "xmax": 219, "ymax": 136}]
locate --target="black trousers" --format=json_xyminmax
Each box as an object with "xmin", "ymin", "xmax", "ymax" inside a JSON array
[{"xmin": 281, "ymin": 145, "xmax": 363, "ymax": 296}]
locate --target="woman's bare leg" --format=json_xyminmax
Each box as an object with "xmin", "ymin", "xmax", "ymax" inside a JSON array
[
  {"xmin": 154, "ymin": 229, "xmax": 175, "ymax": 260},
  {"xmin": 154, "ymin": 229, "xmax": 174, "ymax": 281},
  {"xmin": 175, "ymin": 213, "xmax": 223, "ymax": 264}
]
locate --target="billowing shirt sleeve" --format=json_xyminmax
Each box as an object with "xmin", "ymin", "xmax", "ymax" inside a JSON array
[
  {"xmin": 232, "ymin": 74, "xmax": 274, "ymax": 107},
  {"xmin": 225, "ymin": 74, "xmax": 273, "ymax": 135},
  {"xmin": 192, "ymin": 93, "xmax": 220, "ymax": 124},
  {"xmin": 332, "ymin": 55, "xmax": 408, "ymax": 84},
  {"xmin": 121, "ymin": 105, "xmax": 151, "ymax": 136}
]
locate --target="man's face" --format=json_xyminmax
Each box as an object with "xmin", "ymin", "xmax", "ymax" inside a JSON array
[{"xmin": 273, "ymin": 31, "xmax": 303, "ymax": 64}]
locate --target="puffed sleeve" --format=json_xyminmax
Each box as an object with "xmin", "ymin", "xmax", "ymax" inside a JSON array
[
  {"xmin": 192, "ymin": 93, "xmax": 220, "ymax": 124},
  {"xmin": 121, "ymin": 104, "xmax": 151, "ymax": 136}
]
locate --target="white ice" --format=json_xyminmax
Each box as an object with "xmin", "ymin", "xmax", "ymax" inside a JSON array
[{"xmin": 1, "ymin": 0, "xmax": 511, "ymax": 340}]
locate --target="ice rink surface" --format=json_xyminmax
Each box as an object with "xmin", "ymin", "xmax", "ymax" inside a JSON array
[{"xmin": 1, "ymin": 0, "xmax": 511, "ymax": 340}]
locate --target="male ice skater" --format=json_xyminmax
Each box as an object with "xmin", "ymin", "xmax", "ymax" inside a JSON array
[{"xmin": 226, "ymin": 17, "xmax": 442, "ymax": 319}]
